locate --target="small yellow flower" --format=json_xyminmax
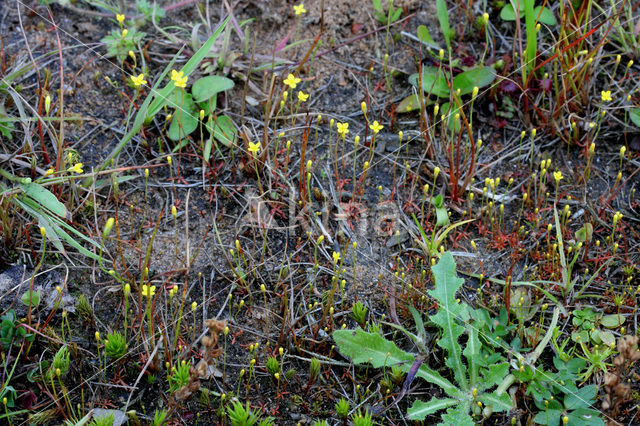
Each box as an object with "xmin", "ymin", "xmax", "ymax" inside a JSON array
[
  {"xmin": 116, "ymin": 14, "xmax": 125, "ymax": 24},
  {"xmin": 248, "ymin": 141, "xmax": 261, "ymax": 154},
  {"xmin": 121, "ymin": 29, "xmax": 128, "ymax": 38},
  {"xmin": 131, "ymin": 73, "xmax": 147, "ymax": 87},
  {"xmin": 283, "ymin": 73, "xmax": 301, "ymax": 89},
  {"xmin": 332, "ymin": 251, "xmax": 341, "ymax": 263},
  {"xmin": 69, "ymin": 163, "xmax": 84, "ymax": 174},
  {"xmin": 142, "ymin": 284, "xmax": 156, "ymax": 298},
  {"xmin": 336, "ymin": 122, "xmax": 349, "ymax": 137},
  {"xmin": 553, "ymin": 170, "xmax": 563, "ymax": 183},
  {"xmin": 170, "ymin": 69, "xmax": 188, "ymax": 88},
  {"xmin": 45, "ymin": 168, "xmax": 54, "ymax": 176},
  {"xmin": 293, "ymin": 3, "xmax": 307, "ymax": 15},
  {"xmin": 369, "ymin": 120, "xmax": 384, "ymax": 134},
  {"xmin": 298, "ymin": 91, "xmax": 309, "ymax": 102},
  {"xmin": 601, "ymin": 90, "xmax": 612, "ymax": 102}
]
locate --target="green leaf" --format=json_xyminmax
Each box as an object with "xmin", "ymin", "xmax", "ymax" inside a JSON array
[
  {"xmin": 20, "ymin": 183, "xmax": 67, "ymax": 218},
  {"xmin": 569, "ymin": 408, "xmax": 604, "ymax": 426},
  {"xmin": 407, "ymin": 398, "xmax": 458, "ymax": 420},
  {"xmin": 534, "ymin": 6, "xmax": 556, "ymax": 26},
  {"xmin": 534, "ymin": 409, "xmax": 562, "ymax": 425},
  {"xmin": 478, "ymin": 391, "xmax": 512, "ymax": 412},
  {"xmin": 146, "ymin": 16, "xmax": 230, "ymax": 121},
  {"xmin": 436, "ymin": 0, "xmax": 452, "ymax": 49},
  {"xmin": 463, "ymin": 324, "xmax": 480, "ymax": 387},
  {"xmin": 332, "ymin": 328, "xmax": 458, "ymax": 396},
  {"xmin": 206, "ymin": 115, "xmax": 237, "ymax": 147},
  {"xmin": 452, "ymin": 66, "xmax": 496, "ymax": 96},
  {"xmin": 428, "ymin": 252, "xmax": 468, "ymax": 390},
  {"xmin": 397, "ymin": 93, "xmax": 422, "ymax": 113},
  {"xmin": 409, "ymin": 67, "xmax": 450, "ymax": 98},
  {"xmin": 600, "ymin": 314, "xmax": 625, "ymax": 328},
  {"xmin": 564, "ymin": 385, "xmax": 597, "ymax": 410},
  {"xmin": 499, "ymin": 3, "xmax": 523, "ymax": 21},
  {"xmin": 482, "ymin": 362, "xmax": 510, "ymax": 388},
  {"xmin": 575, "ymin": 223, "xmax": 593, "ymax": 242},
  {"xmin": 191, "ymin": 75, "xmax": 234, "ymax": 103},
  {"xmin": 416, "ymin": 25, "xmax": 438, "ymax": 47},
  {"xmin": 439, "ymin": 402, "xmax": 474, "ymax": 426},
  {"xmin": 168, "ymin": 110, "xmax": 199, "ymax": 141},
  {"xmin": 440, "ymin": 102, "xmax": 462, "ymax": 133},
  {"xmin": 629, "ymin": 108, "xmax": 640, "ymax": 128},
  {"xmin": 21, "ymin": 290, "xmax": 41, "ymax": 308}
]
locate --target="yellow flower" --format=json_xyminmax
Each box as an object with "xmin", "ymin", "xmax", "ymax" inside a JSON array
[
  {"xmin": 283, "ymin": 73, "xmax": 301, "ymax": 89},
  {"xmin": 131, "ymin": 73, "xmax": 147, "ymax": 87},
  {"xmin": 121, "ymin": 29, "xmax": 128, "ymax": 38},
  {"xmin": 248, "ymin": 141, "xmax": 261, "ymax": 154},
  {"xmin": 369, "ymin": 120, "xmax": 384, "ymax": 134},
  {"xmin": 601, "ymin": 90, "xmax": 612, "ymax": 102},
  {"xmin": 553, "ymin": 170, "xmax": 563, "ymax": 183},
  {"xmin": 116, "ymin": 14, "xmax": 125, "ymax": 24},
  {"xmin": 170, "ymin": 69, "xmax": 188, "ymax": 88},
  {"xmin": 69, "ymin": 163, "xmax": 83, "ymax": 174},
  {"xmin": 142, "ymin": 284, "xmax": 156, "ymax": 298},
  {"xmin": 45, "ymin": 168, "xmax": 54, "ymax": 176},
  {"xmin": 332, "ymin": 251, "xmax": 341, "ymax": 263},
  {"xmin": 336, "ymin": 122, "xmax": 349, "ymax": 137},
  {"xmin": 293, "ymin": 3, "xmax": 306, "ymax": 15},
  {"xmin": 298, "ymin": 91, "xmax": 309, "ymax": 102}
]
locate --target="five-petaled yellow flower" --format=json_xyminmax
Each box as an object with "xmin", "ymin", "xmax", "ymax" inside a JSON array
[
  {"xmin": 336, "ymin": 122, "xmax": 349, "ymax": 137},
  {"xmin": 553, "ymin": 170, "xmax": 563, "ymax": 183},
  {"xmin": 332, "ymin": 251, "xmax": 341, "ymax": 263},
  {"xmin": 369, "ymin": 120, "xmax": 384, "ymax": 134},
  {"xmin": 283, "ymin": 73, "xmax": 301, "ymax": 89},
  {"xmin": 293, "ymin": 3, "xmax": 306, "ymax": 15},
  {"xmin": 171, "ymin": 69, "xmax": 188, "ymax": 88},
  {"xmin": 142, "ymin": 284, "xmax": 156, "ymax": 298},
  {"xmin": 298, "ymin": 91, "xmax": 309, "ymax": 102},
  {"xmin": 69, "ymin": 163, "xmax": 83, "ymax": 174},
  {"xmin": 601, "ymin": 90, "xmax": 612, "ymax": 102},
  {"xmin": 248, "ymin": 141, "xmax": 261, "ymax": 154},
  {"xmin": 116, "ymin": 14, "xmax": 125, "ymax": 24},
  {"xmin": 131, "ymin": 74, "xmax": 147, "ymax": 87}
]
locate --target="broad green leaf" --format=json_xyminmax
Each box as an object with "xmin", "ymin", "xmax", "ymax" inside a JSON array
[
  {"xmin": 20, "ymin": 183, "xmax": 67, "ymax": 218},
  {"xmin": 21, "ymin": 290, "xmax": 41, "ymax": 308},
  {"xmin": 417, "ymin": 25, "xmax": 438, "ymax": 48},
  {"xmin": 407, "ymin": 398, "xmax": 458, "ymax": 420},
  {"xmin": 564, "ymin": 385, "xmax": 597, "ymax": 410},
  {"xmin": 534, "ymin": 409, "xmax": 562, "ymax": 425},
  {"xmin": 534, "ymin": 6, "xmax": 557, "ymax": 26},
  {"xmin": 168, "ymin": 110, "xmax": 199, "ymax": 141},
  {"xmin": 478, "ymin": 391, "xmax": 512, "ymax": 412},
  {"xmin": 397, "ymin": 93, "xmax": 422, "ymax": 113},
  {"xmin": 629, "ymin": 108, "xmax": 640, "ymax": 128},
  {"xmin": 568, "ymin": 408, "xmax": 605, "ymax": 426},
  {"xmin": 146, "ymin": 16, "xmax": 230, "ymax": 121},
  {"xmin": 165, "ymin": 91, "xmax": 196, "ymax": 111},
  {"xmin": 575, "ymin": 223, "xmax": 593, "ymax": 242},
  {"xmin": 206, "ymin": 115, "xmax": 237, "ymax": 147},
  {"xmin": 500, "ymin": 3, "xmax": 523, "ymax": 21},
  {"xmin": 409, "ymin": 67, "xmax": 450, "ymax": 98},
  {"xmin": 333, "ymin": 328, "xmax": 458, "ymax": 396},
  {"xmin": 452, "ymin": 66, "xmax": 496, "ymax": 95},
  {"xmin": 501, "ymin": 4, "xmax": 555, "ymax": 25},
  {"xmin": 428, "ymin": 253, "xmax": 468, "ymax": 390},
  {"xmin": 436, "ymin": 0, "xmax": 452, "ymax": 49},
  {"xmin": 600, "ymin": 314, "xmax": 625, "ymax": 328},
  {"xmin": 598, "ymin": 330, "xmax": 615, "ymax": 346},
  {"xmin": 192, "ymin": 75, "xmax": 234, "ymax": 102}
]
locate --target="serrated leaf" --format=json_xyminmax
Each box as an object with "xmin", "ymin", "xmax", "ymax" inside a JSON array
[
  {"xmin": 463, "ymin": 324, "xmax": 480, "ymax": 387},
  {"xmin": 534, "ymin": 409, "xmax": 562, "ymax": 425},
  {"xmin": 478, "ymin": 391, "xmax": 512, "ymax": 412},
  {"xmin": 600, "ymin": 314, "xmax": 625, "ymax": 328},
  {"xmin": 428, "ymin": 253, "xmax": 468, "ymax": 390},
  {"xmin": 439, "ymin": 402, "xmax": 474, "ymax": 426},
  {"xmin": 333, "ymin": 328, "xmax": 458, "ymax": 396},
  {"xmin": 407, "ymin": 398, "xmax": 458, "ymax": 420},
  {"xmin": 192, "ymin": 75, "xmax": 234, "ymax": 102},
  {"xmin": 20, "ymin": 183, "xmax": 67, "ymax": 218},
  {"xmin": 564, "ymin": 385, "xmax": 597, "ymax": 410}
]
